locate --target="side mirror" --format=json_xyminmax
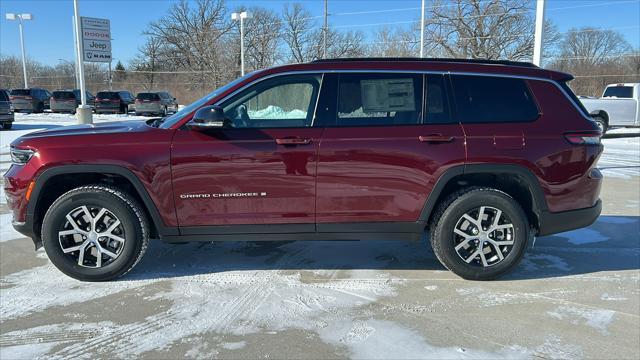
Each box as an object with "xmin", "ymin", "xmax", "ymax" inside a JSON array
[{"xmin": 187, "ymin": 105, "xmax": 226, "ymax": 130}]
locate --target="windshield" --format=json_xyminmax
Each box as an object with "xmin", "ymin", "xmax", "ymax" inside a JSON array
[
  {"xmin": 53, "ymin": 91, "xmax": 76, "ymax": 99},
  {"xmin": 137, "ymin": 93, "xmax": 160, "ymax": 101},
  {"xmin": 10, "ymin": 89, "xmax": 31, "ymax": 96},
  {"xmin": 97, "ymin": 91, "xmax": 119, "ymax": 99},
  {"xmin": 603, "ymin": 86, "xmax": 633, "ymax": 98},
  {"xmin": 159, "ymin": 71, "xmax": 257, "ymax": 129}
]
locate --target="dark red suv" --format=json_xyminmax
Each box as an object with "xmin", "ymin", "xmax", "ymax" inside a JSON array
[{"xmin": 4, "ymin": 58, "xmax": 603, "ymax": 281}]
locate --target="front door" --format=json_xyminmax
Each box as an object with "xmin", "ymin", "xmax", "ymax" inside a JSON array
[
  {"xmin": 315, "ymin": 73, "xmax": 466, "ymax": 229},
  {"xmin": 171, "ymin": 74, "xmax": 324, "ymax": 231}
]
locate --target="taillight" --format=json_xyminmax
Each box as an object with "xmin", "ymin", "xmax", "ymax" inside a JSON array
[
  {"xmin": 564, "ymin": 131, "xmax": 602, "ymax": 145},
  {"xmin": 135, "ymin": 99, "xmax": 141, "ymax": 104},
  {"xmin": 9, "ymin": 96, "xmax": 15, "ymax": 101}
]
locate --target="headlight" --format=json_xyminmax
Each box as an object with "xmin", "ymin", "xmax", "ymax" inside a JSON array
[{"xmin": 10, "ymin": 148, "xmax": 35, "ymax": 165}]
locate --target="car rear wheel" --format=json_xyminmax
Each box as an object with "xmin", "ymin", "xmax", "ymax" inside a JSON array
[
  {"xmin": 2, "ymin": 123, "xmax": 12, "ymax": 130},
  {"xmin": 594, "ymin": 117, "xmax": 607, "ymax": 134},
  {"xmin": 429, "ymin": 187, "xmax": 530, "ymax": 280},
  {"xmin": 42, "ymin": 185, "xmax": 149, "ymax": 281}
]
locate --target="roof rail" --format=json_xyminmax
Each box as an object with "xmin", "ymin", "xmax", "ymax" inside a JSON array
[{"xmin": 311, "ymin": 57, "xmax": 538, "ymax": 68}]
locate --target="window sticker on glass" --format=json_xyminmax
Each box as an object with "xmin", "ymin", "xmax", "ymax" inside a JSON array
[{"xmin": 360, "ymin": 78, "xmax": 415, "ymax": 113}]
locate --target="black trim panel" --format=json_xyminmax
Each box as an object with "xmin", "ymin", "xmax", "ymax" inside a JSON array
[
  {"xmin": 316, "ymin": 221, "xmax": 424, "ymax": 233},
  {"xmin": 538, "ymin": 199, "xmax": 601, "ymax": 236},
  {"xmin": 163, "ymin": 232, "xmax": 421, "ymax": 243},
  {"xmin": 180, "ymin": 223, "xmax": 314, "ymax": 235}
]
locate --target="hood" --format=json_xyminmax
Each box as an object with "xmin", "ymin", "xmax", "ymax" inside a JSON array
[{"xmin": 15, "ymin": 120, "xmax": 152, "ymax": 141}]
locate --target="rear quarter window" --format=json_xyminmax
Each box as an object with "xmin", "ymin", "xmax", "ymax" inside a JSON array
[{"xmin": 451, "ymin": 75, "xmax": 539, "ymax": 123}]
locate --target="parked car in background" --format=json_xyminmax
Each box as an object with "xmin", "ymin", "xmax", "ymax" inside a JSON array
[
  {"xmin": 135, "ymin": 91, "xmax": 178, "ymax": 116},
  {"xmin": 95, "ymin": 90, "xmax": 135, "ymax": 114},
  {"xmin": 9, "ymin": 88, "xmax": 51, "ymax": 113},
  {"xmin": 0, "ymin": 89, "xmax": 14, "ymax": 129},
  {"xmin": 50, "ymin": 90, "xmax": 95, "ymax": 114},
  {"xmin": 4, "ymin": 58, "xmax": 603, "ymax": 281},
  {"xmin": 580, "ymin": 83, "xmax": 640, "ymax": 133}
]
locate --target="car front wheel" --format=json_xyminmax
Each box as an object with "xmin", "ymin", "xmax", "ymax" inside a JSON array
[
  {"xmin": 42, "ymin": 185, "xmax": 149, "ymax": 281},
  {"xmin": 429, "ymin": 187, "xmax": 530, "ymax": 280}
]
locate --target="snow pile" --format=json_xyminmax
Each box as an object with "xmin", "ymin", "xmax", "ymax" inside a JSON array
[
  {"xmin": 598, "ymin": 136, "xmax": 640, "ymax": 178},
  {"xmin": 248, "ymin": 105, "xmax": 306, "ymax": 119}
]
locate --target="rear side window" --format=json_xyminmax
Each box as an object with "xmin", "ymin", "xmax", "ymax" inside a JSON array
[
  {"xmin": 451, "ymin": 75, "xmax": 539, "ymax": 123},
  {"xmin": 335, "ymin": 73, "xmax": 423, "ymax": 126},
  {"xmin": 603, "ymin": 86, "xmax": 633, "ymax": 98},
  {"xmin": 137, "ymin": 93, "xmax": 160, "ymax": 101}
]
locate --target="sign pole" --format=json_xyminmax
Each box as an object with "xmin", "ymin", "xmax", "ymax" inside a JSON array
[{"xmin": 73, "ymin": 0, "xmax": 92, "ymax": 124}]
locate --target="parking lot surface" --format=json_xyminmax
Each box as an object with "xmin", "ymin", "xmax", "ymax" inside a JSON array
[{"xmin": 1, "ymin": 114, "xmax": 639, "ymax": 359}]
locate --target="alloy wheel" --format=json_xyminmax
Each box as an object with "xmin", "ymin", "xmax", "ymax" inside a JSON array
[
  {"xmin": 58, "ymin": 205, "xmax": 126, "ymax": 268},
  {"xmin": 453, "ymin": 206, "xmax": 515, "ymax": 267}
]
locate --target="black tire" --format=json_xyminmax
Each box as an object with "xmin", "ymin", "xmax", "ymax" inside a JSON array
[
  {"xmin": 594, "ymin": 116, "xmax": 607, "ymax": 134},
  {"xmin": 42, "ymin": 185, "xmax": 149, "ymax": 281},
  {"xmin": 34, "ymin": 102, "xmax": 44, "ymax": 113},
  {"xmin": 2, "ymin": 122, "xmax": 12, "ymax": 130},
  {"xmin": 429, "ymin": 187, "xmax": 530, "ymax": 280}
]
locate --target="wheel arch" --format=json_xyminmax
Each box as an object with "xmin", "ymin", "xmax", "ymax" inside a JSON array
[
  {"xmin": 420, "ymin": 164, "xmax": 548, "ymax": 233},
  {"xmin": 27, "ymin": 165, "xmax": 177, "ymax": 247}
]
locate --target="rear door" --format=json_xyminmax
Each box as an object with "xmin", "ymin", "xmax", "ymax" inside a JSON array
[
  {"xmin": 315, "ymin": 73, "xmax": 465, "ymax": 229},
  {"xmin": 171, "ymin": 73, "xmax": 325, "ymax": 230}
]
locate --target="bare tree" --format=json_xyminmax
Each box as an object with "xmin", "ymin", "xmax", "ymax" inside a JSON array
[
  {"xmin": 282, "ymin": 3, "xmax": 316, "ymax": 63},
  {"xmin": 130, "ymin": 36, "xmax": 165, "ymax": 90},
  {"xmin": 369, "ymin": 26, "xmax": 419, "ymax": 57},
  {"xmin": 557, "ymin": 27, "xmax": 632, "ymax": 67},
  {"xmin": 424, "ymin": 0, "xmax": 559, "ymax": 60},
  {"xmin": 145, "ymin": 0, "xmax": 234, "ymax": 88}
]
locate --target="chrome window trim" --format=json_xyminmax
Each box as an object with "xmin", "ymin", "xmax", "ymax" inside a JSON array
[{"xmin": 194, "ymin": 69, "xmax": 591, "ymax": 127}]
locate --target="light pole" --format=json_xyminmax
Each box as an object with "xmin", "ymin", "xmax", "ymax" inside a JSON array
[
  {"xmin": 5, "ymin": 13, "xmax": 33, "ymax": 88},
  {"xmin": 231, "ymin": 11, "xmax": 250, "ymax": 76},
  {"xmin": 419, "ymin": 0, "xmax": 425, "ymax": 58},
  {"xmin": 73, "ymin": 0, "xmax": 92, "ymax": 124}
]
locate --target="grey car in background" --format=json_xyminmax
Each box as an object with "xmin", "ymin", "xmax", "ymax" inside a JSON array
[
  {"xmin": 0, "ymin": 89, "xmax": 15, "ymax": 130},
  {"xmin": 9, "ymin": 88, "xmax": 51, "ymax": 113},
  {"xmin": 95, "ymin": 90, "xmax": 135, "ymax": 114},
  {"xmin": 50, "ymin": 90, "xmax": 95, "ymax": 114},
  {"xmin": 134, "ymin": 91, "xmax": 178, "ymax": 116}
]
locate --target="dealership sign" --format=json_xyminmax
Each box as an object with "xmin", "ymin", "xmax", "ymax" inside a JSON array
[{"xmin": 80, "ymin": 17, "xmax": 111, "ymax": 62}]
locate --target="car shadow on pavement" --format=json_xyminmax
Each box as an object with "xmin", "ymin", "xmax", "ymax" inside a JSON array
[{"xmin": 126, "ymin": 215, "xmax": 640, "ymax": 281}]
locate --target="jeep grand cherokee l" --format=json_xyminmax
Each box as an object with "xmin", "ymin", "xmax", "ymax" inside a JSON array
[{"xmin": 4, "ymin": 58, "xmax": 603, "ymax": 281}]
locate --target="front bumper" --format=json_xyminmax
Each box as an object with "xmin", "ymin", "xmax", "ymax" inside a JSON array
[{"xmin": 538, "ymin": 199, "xmax": 602, "ymax": 236}]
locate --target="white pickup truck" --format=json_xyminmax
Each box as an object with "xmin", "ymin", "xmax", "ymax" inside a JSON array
[{"xmin": 580, "ymin": 83, "xmax": 639, "ymax": 133}]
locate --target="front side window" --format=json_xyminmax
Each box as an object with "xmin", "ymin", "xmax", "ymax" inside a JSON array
[
  {"xmin": 451, "ymin": 75, "xmax": 539, "ymax": 123},
  {"xmin": 221, "ymin": 74, "xmax": 321, "ymax": 128},
  {"xmin": 335, "ymin": 73, "xmax": 423, "ymax": 126}
]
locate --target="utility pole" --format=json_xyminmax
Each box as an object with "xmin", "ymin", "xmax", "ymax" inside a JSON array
[
  {"xmin": 533, "ymin": 0, "xmax": 545, "ymax": 66},
  {"xmin": 232, "ymin": 11, "xmax": 250, "ymax": 76},
  {"xmin": 73, "ymin": 0, "xmax": 92, "ymax": 124},
  {"xmin": 323, "ymin": 0, "xmax": 328, "ymax": 59},
  {"xmin": 108, "ymin": 60, "xmax": 112, "ymax": 90},
  {"xmin": 5, "ymin": 13, "xmax": 33, "ymax": 88},
  {"xmin": 419, "ymin": 0, "xmax": 425, "ymax": 58}
]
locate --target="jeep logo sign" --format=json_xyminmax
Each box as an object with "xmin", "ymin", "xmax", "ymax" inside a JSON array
[{"xmin": 80, "ymin": 17, "xmax": 111, "ymax": 63}]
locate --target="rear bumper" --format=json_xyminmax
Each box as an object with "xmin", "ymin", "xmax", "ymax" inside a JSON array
[{"xmin": 538, "ymin": 199, "xmax": 602, "ymax": 236}]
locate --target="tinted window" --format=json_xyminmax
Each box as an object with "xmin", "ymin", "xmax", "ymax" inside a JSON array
[
  {"xmin": 0, "ymin": 90, "xmax": 8, "ymax": 101},
  {"xmin": 561, "ymin": 82, "xmax": 590, "ymax": 117},
  {"xmin": 451, "ymin": 75, "xmax": 539, "ymax": 123},
  {"xmin": 335, "ymin": 73, "xmax": 423, "ymax": 126},
  {"xmin": 603, "ymin": 86, "xmax": 633, "ymax": 98},
  {"xmin": 97, "ymin": 91, "xmax": 119, "ymax": 99},
  {"xmin": 137, "ymin": 93, "xmax": 160, "ymax": 101},
  {"xmin": 425, "ymin": 74, "xmax": 452, "ymax": 124},
  {"xmin": 10, "ymin": 89, "xmax": 31, "ymax": 96},
  {"xmin": 221, "ymin": 74, "xmax": 321, "ymax": 128},
  {"xmin": 53, "ymin": 91, "xmax": 76, "ymax": 99}
]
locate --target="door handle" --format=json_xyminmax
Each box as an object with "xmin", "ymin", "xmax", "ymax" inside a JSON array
[
  {"xmin": 418, "ymin": 134, "xmax": 454, "ymax": 143},
  {"xmin": 275, "ymin": 137, "xmax": 312, "ymax": 145}
]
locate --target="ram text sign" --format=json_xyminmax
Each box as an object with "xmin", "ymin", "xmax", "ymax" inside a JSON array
[{"xmin": 81, "ymin": 17, "xmax": 111, "ymax": 63}]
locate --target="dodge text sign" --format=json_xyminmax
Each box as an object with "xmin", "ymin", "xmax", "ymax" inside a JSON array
[{"xmin": 80, "ymin": 17, "xmax": 111, "ymax": 63}]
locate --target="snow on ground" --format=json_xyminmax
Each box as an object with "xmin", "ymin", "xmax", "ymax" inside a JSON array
[
  {"xmin": 599, "ymin": 136, "xmax": 640, "ymax": 179},
  {"xmin": 248, "ymin": 105, "xmax": 307, "ymax": 119}
]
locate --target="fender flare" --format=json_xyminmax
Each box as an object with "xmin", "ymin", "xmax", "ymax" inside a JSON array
[
  {"xmin": 27, "ymin": 164, "xmax": 178, "ymax": 238},
  {"xmin": 418, "ymin": 164, "xmax": 548, "ymax": 223}
]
